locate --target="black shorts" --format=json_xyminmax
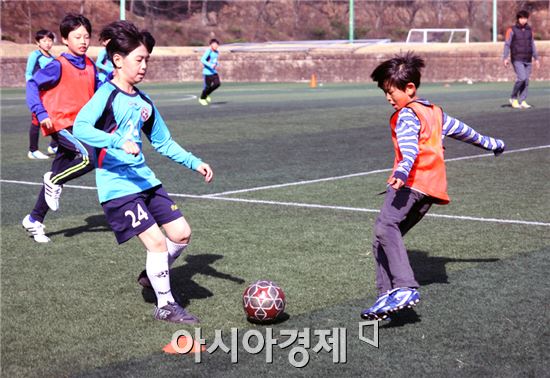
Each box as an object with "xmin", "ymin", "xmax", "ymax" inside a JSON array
[{"xmin": 101, "ymin": 185, "xmax": 183, "ymax": 244}]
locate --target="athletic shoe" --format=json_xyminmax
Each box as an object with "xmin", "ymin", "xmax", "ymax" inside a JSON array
[
  {"xmin": 198, "ymin": 98, "xmax": 208, "ymax": 106},
  {"xmin": 361, "ymin": 289, "xmax": 396, "ymax": 321},
  {"xmin": 47, "ymin": 145, "xmax": 58, "ymax": 154},
  {"xmin": 206, "ymin": 96, "xmax": 212, "ymax": 103},
  {"xmin": 520, "ymin": 101, "xmax": 532, "ymax": 109},
  {"xmin": 28, "ymin": 150, "xmax": 49, "ymax": 160},
  {"xmin": 511, "ymin": 99, "xmax": 521, "ymax": 109},
  {"xmin": 508, "ymin": 98, "xmax": 514, "ymax": 105},
  {"xmin": 137, "ymin": 269, "xmax": 152, "ymax": 288},
  {"xmin": 385, "ymin": 287, "xmax": 420, "ymax": 313},
  {"xmin": 43, "ymin": 171, "xmax": 63, "ymax": 211},
  {"xmin": 22, "ymin": 214, "xmax": 50, "ymax": 243},
  {"xmin": 154, "ymin": 302, "xmax": 200, "ymax": 324}
]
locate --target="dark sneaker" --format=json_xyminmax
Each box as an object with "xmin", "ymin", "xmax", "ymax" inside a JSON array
[
  {"xmin": 385, "ymin": 288, "xmax": 420, "ymax": 313},
  {"xmin": 137, "ymin": 270, "xmax": 152, "ymax": 288},
  {"xmin": 154, "ymin": 302, "xmax": 200, "ymax": 324},
  {"xmin": 361, "ymin": 289, "xmax": 395, "ymax": 321}
]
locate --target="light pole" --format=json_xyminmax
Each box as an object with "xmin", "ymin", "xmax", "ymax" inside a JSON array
[
  {"xmin": 492, "ymin": 0, "xmax": 497, "ymax": 42},
  {"xmin": 349, "ymin": 0, "xmax": 354, "ymax": 43},
  {"xmin": 120, "ymin": 0, "xmax": 126, "ymax": 20}
]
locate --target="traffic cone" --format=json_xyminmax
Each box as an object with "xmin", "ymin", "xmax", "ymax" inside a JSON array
[
  {"xmin": 309, "ymin": 73, "xmax": 317, "ymax": 88},
  {"xmin": 162, "ymin": 335, "xmax": 206, "ymax": 355}
]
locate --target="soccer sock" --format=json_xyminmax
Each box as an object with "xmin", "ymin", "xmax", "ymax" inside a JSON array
[
  {"xmin": 146, "ymin": 251, "xmax": 176, "ymax": 308},
  {"xmin": 166, "ymin": 238, "xmax": 188, "ymax": 267}
]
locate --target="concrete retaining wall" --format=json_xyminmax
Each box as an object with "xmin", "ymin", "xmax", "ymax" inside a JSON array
[{"xmin": 1, "ymin": 44, "xmax": 548, "ymax": 87}]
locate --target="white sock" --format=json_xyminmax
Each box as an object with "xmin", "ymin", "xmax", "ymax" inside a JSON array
[
  {"xmin": 166, "ymin": 238, "xmax": 188, "ymax": 267},
  {"xmin": 146, "ymin": 251, "xmax": 175, "ymax": 308}
]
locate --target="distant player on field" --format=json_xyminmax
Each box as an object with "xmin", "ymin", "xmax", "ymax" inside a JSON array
[
  {"xmin": 503, "ymin": 10, "xmax": 540, "ymax": 109},
  {"xmin": 361, "ymin": 53, "xmax": 506, "ymax": 321},
  {"xmin": 95, "ymin": 29, "xmax": 114, "ymax": 83},
  {"xmin": 22, "ymin": 14, "xmax": 100, "ymax": 243},
  {"xmin": 25, "ymin": 29, "xmax": 58, "ymax": 159},
  {"xmin": 73, "ymin": 21, "xmax": 214, "ymax": 324},
  {"xmin": 198, "ymin": 38, "xmax": 221, "ymax": 106}
]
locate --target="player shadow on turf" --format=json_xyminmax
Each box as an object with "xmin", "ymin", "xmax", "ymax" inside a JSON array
[
  {"xmin": 408, "ymin": 250, "xmax": 499, "ymax": 286},
  {"xmin": 379, "ymin": 251, "xmax": 500, "ymax": 328},
  {"xmin": 246, "ymin": 312, "xmax": 290, "ymax": 325},
  {"xmin": 47, "ymin": 214, "xmax": 111, "ymax": 237},
  {"xmin": 381, "ymin": 308, "xmax": 421, "ymax": 328},
  {"xmin": 141, "ymin": 253, "xmax": 245, "ymax": 307},
  {"xmin": 500, "ymin": 103, "xmax": 535, "ymax": 108}
]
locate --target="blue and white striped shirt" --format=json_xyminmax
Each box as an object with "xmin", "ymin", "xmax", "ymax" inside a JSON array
[{"xmin": 393, "ymin": 99, "xmax": 505, "ymax": 181}]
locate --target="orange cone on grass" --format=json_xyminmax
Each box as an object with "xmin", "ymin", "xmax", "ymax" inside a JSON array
[
  {"xmin": 163, "ymin": 335, "xmax": 206, "ymax": 355},
  {"xmin": 309, "ymin": 73, "xmax": 318, "ymax": 88}
]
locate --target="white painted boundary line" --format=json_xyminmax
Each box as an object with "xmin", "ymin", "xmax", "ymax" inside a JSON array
[
  {"xmin": 169, "ymin": 195, "xmax": 550, "ymax": 227},
  {"xmin": 2, "ymin": 144, "xmax": 549, "ymax": 227},
  {"xmin": 207, "ymin": 145, "xmax": 550, "ymax": 197},
  {"xmin": 1, "ymin": 178, "xmax": 548, "ymax": 227},
  {"xmin": 206, "ymin": 168, "xmax": 392, "ymax": 197},
  {"xmin": 0, "ymin": 179, "xmax": 97, "ymax": 190}
]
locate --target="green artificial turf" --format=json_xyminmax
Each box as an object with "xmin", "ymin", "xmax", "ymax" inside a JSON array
[{"xmin": 1, "ymin": 81, "xmax": 549, "ymax": 376}]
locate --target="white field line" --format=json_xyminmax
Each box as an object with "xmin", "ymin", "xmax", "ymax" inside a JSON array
[
  {"xmin": 1, "ymin": 178, "xmax": 549, "ymax": 227},
  {"xmin": 0, "ymin": 179, "xmax": 97, "ymax": 190},
  {"xmin": 154, "ymin": 94, "xmax": 197, "ymax": 103},
  {"xmin": 2, "ymin": 144, "xmax": 549, "ymax": 227},
  {"xmin": 168, "ymin": 194, "xmax": 550, "ymax": 227},
  {"xmin": 206, "ymin": 145, "xmax": 550, "ymax": 197}
]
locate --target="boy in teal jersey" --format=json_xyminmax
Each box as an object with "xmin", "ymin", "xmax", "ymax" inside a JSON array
[
  {"xmin": 73, "ymin": 21, "xmax": 214, "ymax": 323},
  {"xmin": 198, "ymin": 38, "xmax": 221, "ymax": 106},
  {"xmin": 25, "ymin": 29, "xmax": 58, "ymax": 159},
  {"xmin": 95, "ymin": 31, "xmax": 114, "ymax": 83}
]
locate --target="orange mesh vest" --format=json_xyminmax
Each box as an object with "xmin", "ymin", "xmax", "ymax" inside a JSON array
[
  {"xmin": 40, "ymin": 55, "xmax": 95, "ymax": 136},
  {"xmin": 389, "ymin": 101, "xmax": 450, "ymax": 204}
]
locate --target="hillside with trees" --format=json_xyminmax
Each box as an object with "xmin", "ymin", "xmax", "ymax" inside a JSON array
[{"xmin": 1, "ymin": 0, "xmax": 549, "ymax": 46}]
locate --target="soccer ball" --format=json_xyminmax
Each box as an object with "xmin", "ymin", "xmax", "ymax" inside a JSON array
[{"xmin": 243, "ymin": 280, "xmax": 286, "ymax": 322}]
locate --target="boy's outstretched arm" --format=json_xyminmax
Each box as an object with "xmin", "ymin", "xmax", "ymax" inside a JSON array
[
  {"xmin": 442, "ymin": 113, "xmax": 505, "ymax": 155},
  {"xmin": 143, "ymin": 101, "xmax": 214, "ymax": 182}
]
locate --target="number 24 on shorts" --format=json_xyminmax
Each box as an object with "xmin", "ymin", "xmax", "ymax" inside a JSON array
[{"xmin": 125, "ymin": 203, "xmax": 149, "ymax": 228}]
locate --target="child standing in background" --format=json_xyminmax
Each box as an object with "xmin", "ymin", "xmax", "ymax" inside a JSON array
[
  {"xmin": 503, "ymin": 10, "xmax": 540, "ymax": 109},
  {"xmin": 25, "ymin": 29, "xmax": 58, "ymax": 159},
  {"xmin": 198, "ymin": 38, "xmax": 221, "ymax": 106}
]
